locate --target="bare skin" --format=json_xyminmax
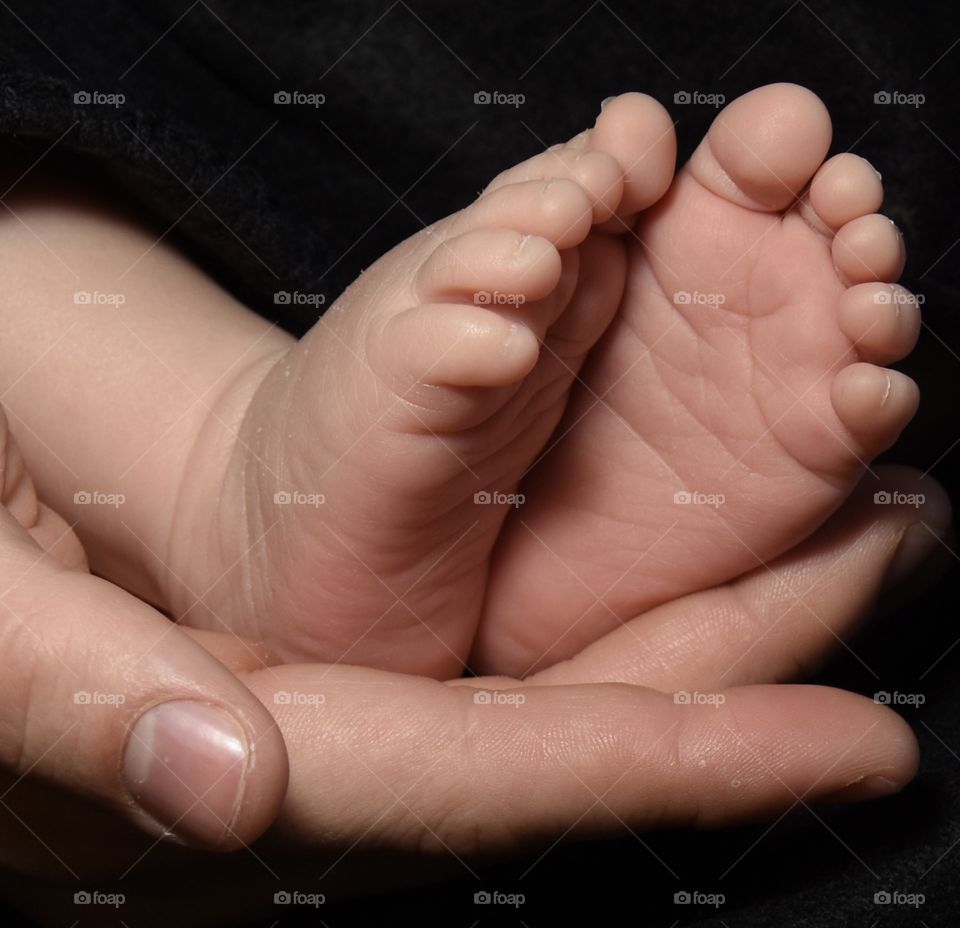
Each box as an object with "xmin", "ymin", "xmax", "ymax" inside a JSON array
[
  {"xmin": 0, "ymin": 405, "xmax": 945, "ymax": 923},
  {"xmin": 0, "ymin": 91, "xmax": 678, "ymax": 676},
  {"xmin": 0, "ymin": 85, "xmax": 919, "ymax": 682},
  {"xmin": 477, "ymin": 84, "xmax": 920, "ymax": 673}
]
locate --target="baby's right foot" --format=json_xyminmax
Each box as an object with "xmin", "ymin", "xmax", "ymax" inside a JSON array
[{"xmin": 169, "ymin": 94, "xmax": 677, "ymax": 676}]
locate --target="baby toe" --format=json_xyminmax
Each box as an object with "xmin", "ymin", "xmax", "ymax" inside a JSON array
[
  {"xmin": 689, "ymin": 83, "xmax": 832, "ymax": 212},
  {"xmin": 374, "ymin": 303, "xmax": 540, "ymax": 392},
  {"xmin": 801, "ymin": 153, "xmax": 884, "ymax": 233},
  {"xmin": 450, "ymin": 177, "xmax": 593, "ymax": 249},
  {"xmin": 484, "ymin": 146, "xmax": 623, "ymax": 223},
  {"xmin": 831, "ymin": 362, "xmax": 919, "ymax": 457},
  {"xmin": 832, "ymin": 214, "xmax": 906, "ymax": 284},
  {"xmin": 587, "ymin": 91, "xmax": 677, "ymax": 227},
  {"xmin": 838, "ymin": 283, "xmax": 922, "ymax": 364},
  {"xmin": 415, "ymin": 228, "xmax": 562, "ymax": 308},
  {"xmin": 541, "ymin": 231, "xmax": 626, "ymax": 362}
]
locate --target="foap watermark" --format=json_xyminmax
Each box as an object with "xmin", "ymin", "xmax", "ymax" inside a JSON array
[
  {"xmin": 874, "ymin": 490, "xmax": 925, "ymax": 509},
  {"xmin": 274, "ymin": 90, "xmax": 326, "ymax": 107},
  {"xmin": 275, "ymin": 290, "xmax": 326, "ymax": 307},
  {"xmin": 474, "ymin": 490, "xmax": 524, "ymax": 508},
  {"xmin": 674, "ymin": 891, "xmax": 725, "ymax": 907},
  {"xmin": 674, "ymin": 691, "xmax": 726, "ymax": 707},
  {"xmin": 274, "ymin": 690, "xmax": 326, "ymax": 707},
  {"xmin": 274, "ymin": 891, "xmax": 326, "ymax": 907},
  {"xmin": 873, "ymin": 289, "xmax": 925, "ymax": 306},
  {"xmin": 874, "ymin": 890, "xmax": 925, "ymax": 908},
  {"xmin": 674, "ymin": 490, "xmax": 725, "ymax": 508},
  {"xmin": 674, "ymin": 290, "xmax": 725, "ymax": 306},
  {"xmin": 74, "ymin": 891, "xmax": 125, "ymax": 908},
  {"xmin": 74, "ymin": 290, "xmax": 126, "ymax": 306},
  {"xmin": 274, "ymin": 490, "xmax": 326, "ymax": 508},
  {"xmin": 474, "ymin": 290, "xmax": 526, "ymax": 307},
  {"xmin": 874, "ymin": 691, "xmax": 926, "ymax": 708},
  {"xmin": 73, "ymin": 90, "xmax": 125, "ymax": 108},
  {"xmin": 74, "ymin": 691, "xmax": 126, "ymax": 707},
  {"xmin": 474, "ymin": 890, "xmax": 525, "ymax": 907},
  {"xmin": 674, "ymin": 90, "xmax": 725, "ymax": 108},
  {"xmin": 74, "ymin": 490, "xmax": 126, "ymax": 509},
  {"xmin": 473, "ymin": 689, "xmax": 526, "ymax": 707},
  {"xmin": 474, "ymin": 90, "xmax": 525, "ymax": 108},
  {"xmin": 874, "ymin": 90, "xmax": 925, "ymax": 108}
]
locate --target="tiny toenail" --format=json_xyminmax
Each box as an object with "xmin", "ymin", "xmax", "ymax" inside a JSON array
[
  {"xmin": 880, "ymin": 373, "xmax": 892, "ymax": 406},
  {"xmin": 874, "ymin": 166, "xmax": 883, "ymax": 180},
  {"xmin": 600, "ymin": 95, "xmax": 616, "ymax": 110},
  {"xmin": 516, "ymin": 234, "xmax": 531, "ymax": 255},
  {"xmin": 542, "ymin": 177, "xmax": 556, "ymax": 192}
]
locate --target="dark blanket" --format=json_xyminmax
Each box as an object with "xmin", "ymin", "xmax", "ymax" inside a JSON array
[{"xmin": 1, "ymin": 0, "xmax": 958, "ymax": 924}]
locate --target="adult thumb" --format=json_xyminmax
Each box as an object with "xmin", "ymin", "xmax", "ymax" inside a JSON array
[{"xmin": 0, "ymin": 505, "xmax": 288, "ymax": 850}]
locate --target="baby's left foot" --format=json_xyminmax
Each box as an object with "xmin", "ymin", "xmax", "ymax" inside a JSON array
[
  {"xmin": 475, "ymin": 84, "xmax": 921, "ymax": 675},
  {"xmin": 173, "ymin": 94, "xmax": 676, "ymax": 676}
]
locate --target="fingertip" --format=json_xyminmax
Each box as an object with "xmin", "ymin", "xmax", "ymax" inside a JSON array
[
  {"xmin": 686, "ymin": 685, "xmax": 920, "ymax": 826},
  {"xmin": 819, "ymin": 698, "xmax": 919, "ymax": 804},
  {"xmin": 223, "ymin": 702, "xmax": 290, "ymax": 848},
  {"xmin": 123, "ymin": 696, "xmax": 288, "ymax": 851}
]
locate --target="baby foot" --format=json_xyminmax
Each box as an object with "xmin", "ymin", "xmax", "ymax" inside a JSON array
[
  {"xmin": 476, "ymin": 84, "xmax": 921, "ymax": 675},
  {"xmin": 183, "ymin": 93, "xmax": 676, "ymax": 676}
]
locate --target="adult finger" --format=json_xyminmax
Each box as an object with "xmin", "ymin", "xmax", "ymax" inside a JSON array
[
  {"xmin": 0, "ymin": 503, "xmax": 288, "ymax": 851},
  {"xmin": 243, "ymin": 664, "xmax": 916, "ymax": 861},
  {"xmin": 532, "ymin": 466, "xmax": 951, "ymax": 690}
]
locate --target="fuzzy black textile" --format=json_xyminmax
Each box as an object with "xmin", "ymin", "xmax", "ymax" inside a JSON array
[{"xmin": 1, "ymin": 0, "xmax": 959, "ymax": 924}]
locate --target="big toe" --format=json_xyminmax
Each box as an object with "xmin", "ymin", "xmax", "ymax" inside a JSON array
[{"xmin": 689, "ymin": 83, "xmax": 832, "ymax": 211}]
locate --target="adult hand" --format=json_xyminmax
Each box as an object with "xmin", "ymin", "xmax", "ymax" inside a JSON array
[
  {"xmin": 0, "ymin": 457, "xmax": 947, "ymax": 925},
  {"xmin": 0, "ymin": 410, "xmax": 289, "ymax": 854}
]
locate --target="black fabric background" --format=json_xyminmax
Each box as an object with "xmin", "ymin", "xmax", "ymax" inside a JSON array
[{"xmin": 1, "ymin": 0, "xmax": 959, "ymax": 924}]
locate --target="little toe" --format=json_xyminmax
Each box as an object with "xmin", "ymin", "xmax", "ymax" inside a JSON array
[
  {"xmin": 831, "ymin": 362, "xmax": 919, "ymax": 456},
  {"xmin": 450, "ymin": 178, "xmax": 594, "ymax": 249},
  {"xmin": 832, "ymin": 214, "xmax": 906, "ymax": 284},
  {"xmin": 689, "ymin": 83, "xmax": 832, "ymax": 211},
  {"xmin": 484, "ymin": 147, "xmax": 624, "ymax": 223},
  {"xmin": 416, "ymin": 228, "xmax": 561, "ymax": 307},
  {"xmin": 800, "ymin": 153, "xmax": 884, "ymax": 233},
  {"xmin": 586, "ymin": 92, "xmax": 677, "ymax": 228},
  {"xmin": 838, "ymin": 283, "xmax": 922, "ymax": 364}
]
